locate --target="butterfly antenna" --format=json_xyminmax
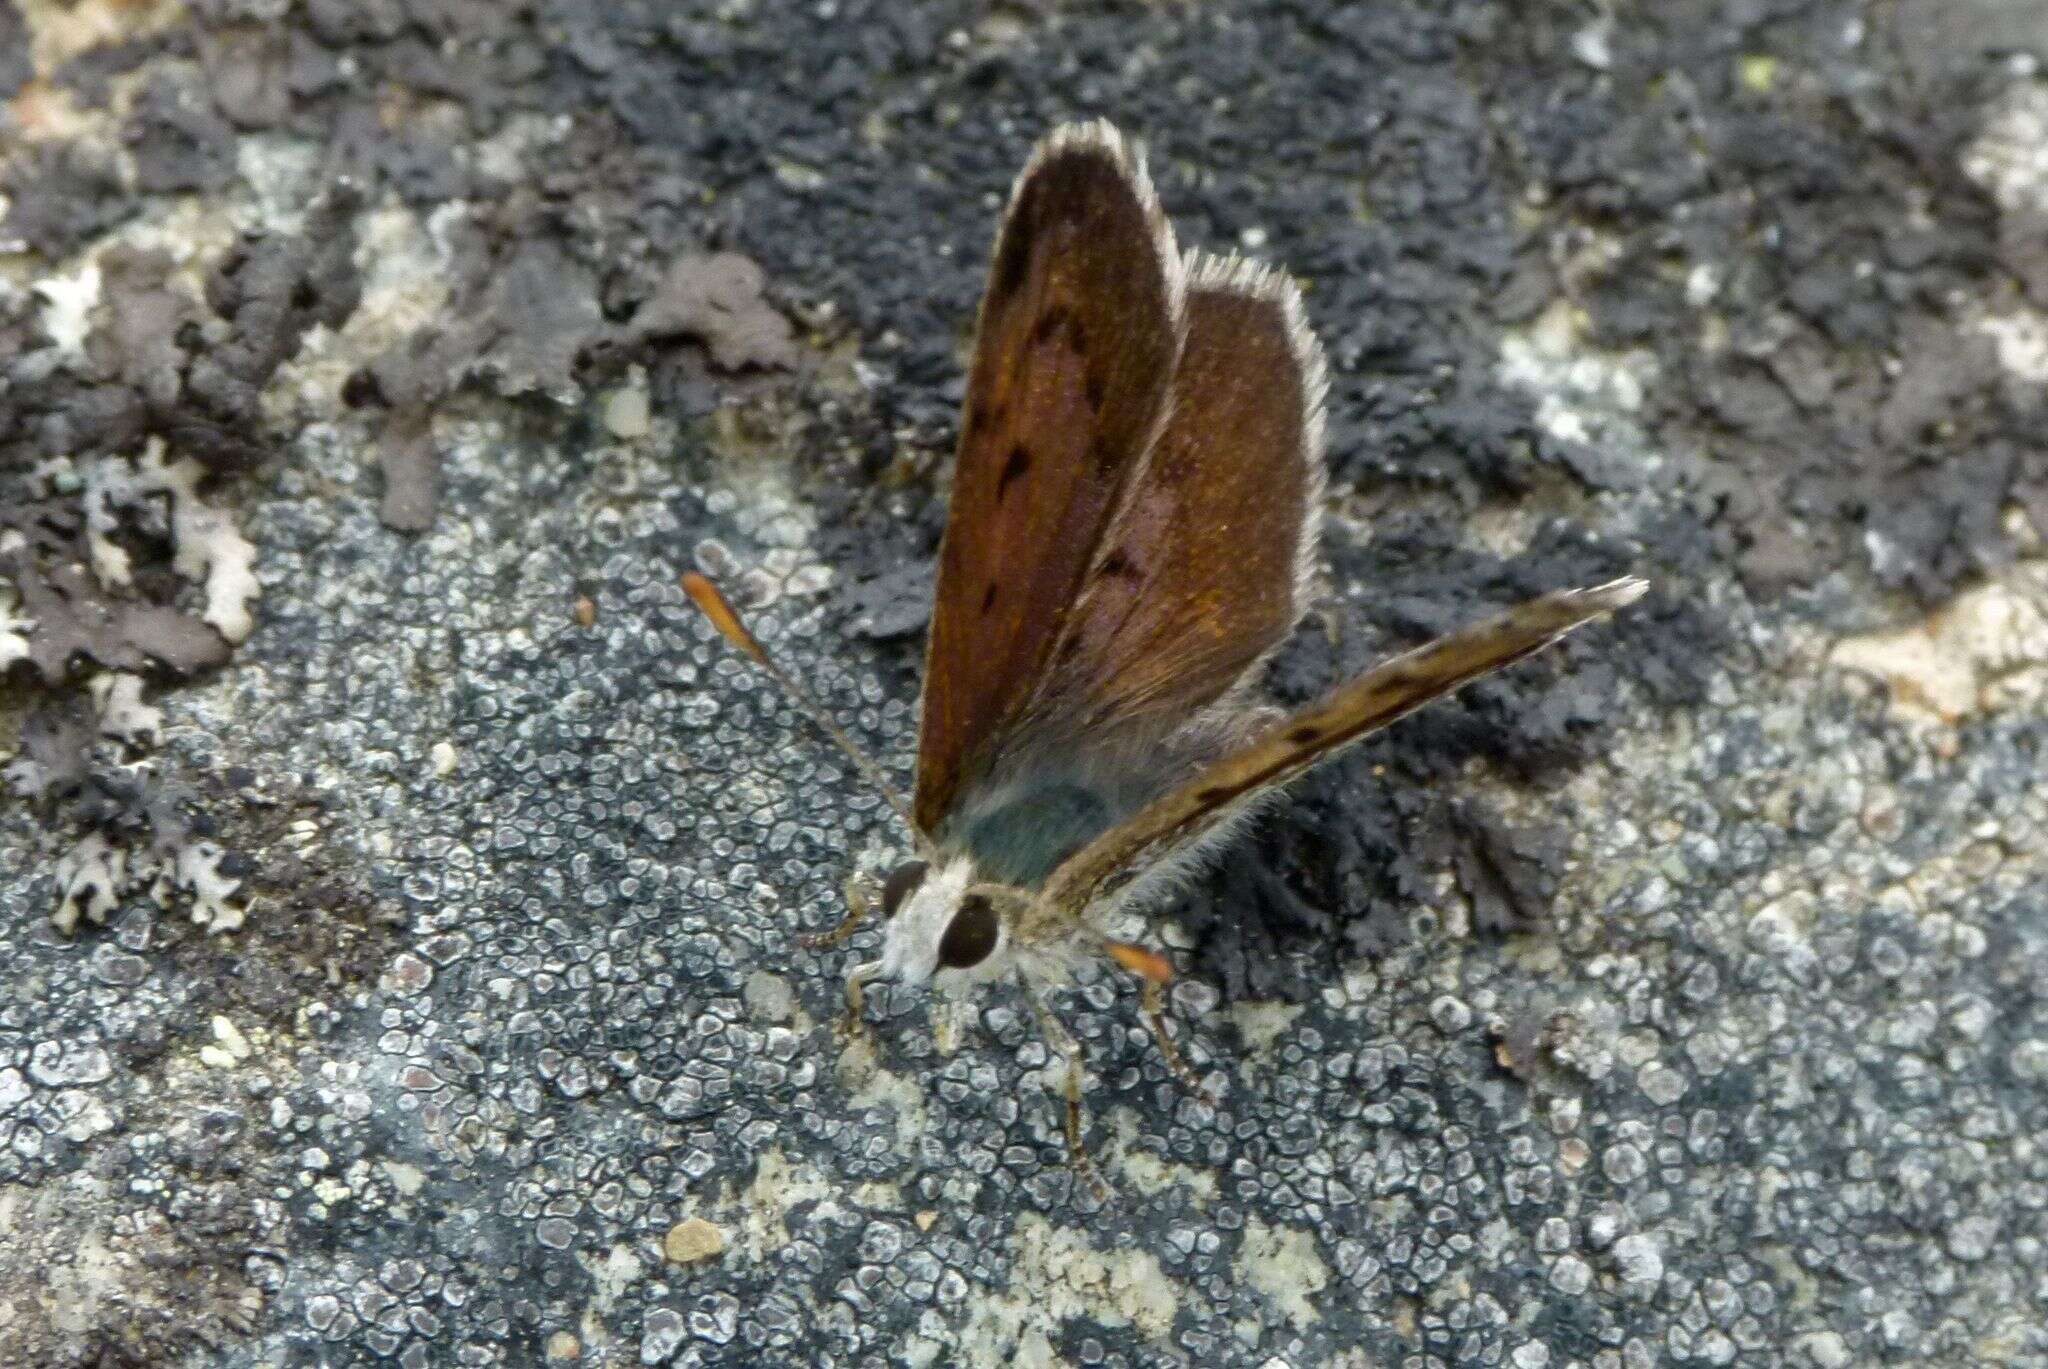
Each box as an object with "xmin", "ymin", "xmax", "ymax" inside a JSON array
[{"xmin": 682, "ymin": 572, "xmax": 928, "ymax": 848}]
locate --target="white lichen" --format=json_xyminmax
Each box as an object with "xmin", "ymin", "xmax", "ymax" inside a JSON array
[
  {"xmin": 175, "ymin": 841, "xmax": 247, "ymax": 933},
  {"xmin": 1974, "ymin": 308, "xmax": 2048, "ymax": 384},
  {"xmin": 36, "ymin": 676, "xmax": 253, "ymax": 932},
  {"xmin": 54, "ymin": 834, "xmax": 126, "ymax": 936},
  {"xmin": 150, "ymin": 448, "xmax": 260, "ymax": 643},
  {"xmin": 1497, "ymin": 297, "xmax": 1660, "ymax": 477},
  {"xmin": 1962, "ymin": 79, "xmax": 2048, "ymax": 214},
  {"xmin": 959, "ymin": 1214, "xmax": 1179, "ymax": 1359},
  {"xmin": 51, "ymin": 830, "xmax": 250, "ymax": 936},
  {"xmin": 79, "ymin": 442, "xmax": 262, "ymax": 644},
  {"xmin": 34, "ymin": 259, "xmax": 102, "ymax": 358},
  {"xmin": 0, "ymin": 584, "xmax": 31, "ymax": 674},
  {"xmin": 1237, "ymin": 1217, "xmax": 1331, "ymax": 1329},
  {"xmin": 88, "ymin": 673, "xmax": 162, "ymax": 751},
  {"xmin": 80, "ymin": 455, "xmax": 137, "ymax": 588}
]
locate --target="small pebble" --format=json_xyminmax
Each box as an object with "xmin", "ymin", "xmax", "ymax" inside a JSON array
[
  {"xmin": 663, "ymin": 1217, "xmax": 726, "ymax": 1266},
  {"xmin": 604, "ymin": 385, "xmax": 650, "ymax": 438}
]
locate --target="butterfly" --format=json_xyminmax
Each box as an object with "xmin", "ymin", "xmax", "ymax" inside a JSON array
[{"xmin": 684, "ymin": 120, "xmax": 1644, "ymax": 1196}]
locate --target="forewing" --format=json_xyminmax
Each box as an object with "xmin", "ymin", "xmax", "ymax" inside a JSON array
[
  {"xmin": 1028, "ymin": 252, "xmax": 1327, "ymax": 738},
  {"xmin": 914, "ymin": 122, "xmax": 1183, "ymax": 835},
  {"xmin": 1041, "ymin": 578, "xmax": 1650, "ymax": 914}
]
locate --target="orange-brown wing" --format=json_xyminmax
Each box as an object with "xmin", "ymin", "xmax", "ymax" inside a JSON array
[
  {"xmin": 1026, "ymin": 252, "xmax": 1327, "ymax": 740},
  {"xmin": 914, "ymin": 122, "xmax": 1184, "ymax": 835},
  {"xmin": 1037, "ymin": 578, "xmax": 1651, "ymax": 920}
]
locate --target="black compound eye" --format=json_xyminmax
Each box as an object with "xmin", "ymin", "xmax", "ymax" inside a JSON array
[
  {"xmin": 880, "ymin": 860, "xmax": 929, "ymax": 917},
  {"xmin": 936, "ymin": 894, "xmax": 1000, "ymax": 970}
]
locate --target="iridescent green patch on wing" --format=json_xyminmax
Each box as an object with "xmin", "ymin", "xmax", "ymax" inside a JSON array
[{"xmin": 953, "ymin": 782, "xmax": 1118, "ymax": 888}]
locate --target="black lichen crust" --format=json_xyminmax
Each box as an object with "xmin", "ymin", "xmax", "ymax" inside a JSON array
[
  {"xmin": 21, "ymin": 0, "xmax": 2022, "ymax": 593},
  {"xmin": 1475, "ymin": 3, "xmax": 2048, "ymax": 599}
]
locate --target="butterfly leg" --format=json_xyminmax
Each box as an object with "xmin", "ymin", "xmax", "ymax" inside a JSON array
[
  {"xmin": 836, "ymin": 959, "xmax": 880, "ymax": 1043},
  {"xmin": 1140, "ymin": 979, "xmax": 1220, "ymax": 1108},
  {"xmin": 803, "ymin": 876, "xmax": 876, "ymax": 949},
  {"xmin": 1029, "ymin": 991, "xmax": 1111, "ymax": 1202}
]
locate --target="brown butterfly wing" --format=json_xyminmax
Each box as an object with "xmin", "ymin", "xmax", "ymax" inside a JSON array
[
  {"xmin": 1038, "ymin": 578, "xmax": 1650, "ymax": 917},
  {"xmin": 914, "ymin": 122, "xmax": 1184, "ymax": 835},
  {"xmin": 1026, "ymin": 253, "xmax": 1327, "ymax": 739}
]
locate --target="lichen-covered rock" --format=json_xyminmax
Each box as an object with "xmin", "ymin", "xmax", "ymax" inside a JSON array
[{"xmin": 1, "ymin": 2, "xmax": 2045, "ymax": 1367}]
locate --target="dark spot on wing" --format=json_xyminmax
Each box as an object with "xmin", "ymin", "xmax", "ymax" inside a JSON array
[
  {"xmin": 1286, "ymin": 725, "xmax": 1322, "ymax": 745},
  {"xmin": 1085, "ymin": 370, "xmax": 1105, "ymax": 411},
  {"xmin": 981, "ymin": 583, "xmax": 998, "ymax": 614},
  {"xmin": 998, "ymin": 445, "xmax": 1031, "ymax": 500},
  {"xmin": 1032, "ymin": 305, "xmax": 1071, "ymax": 346},
  {"xmin": 1098, "ymin": 550, "xmax": 1139, "ymax": 580},
  {"xmin": 1193, "ymin": 785, "xmax": 1236, "ymax": 808}
]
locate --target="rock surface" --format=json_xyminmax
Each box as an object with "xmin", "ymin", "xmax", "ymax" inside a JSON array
[{"xmin": 2, "ymin": 2, "xmax": 2046, "ymax": 1366}]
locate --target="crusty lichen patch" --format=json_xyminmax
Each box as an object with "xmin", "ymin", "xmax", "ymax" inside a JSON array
[
  {"xmin": 1106, "ymin": 1110, "xmax": 1219, "ymax": 1205},
  {"xmin": 831, "ymin": 1031, "xmax": 934, "ymax": 1161},
  {"xmin": 1831, "ymin": 551, "xmax": 2048, "ymax": 723},
  {"xmin": 1228, "ymin": 1000, "xmax": 1305, "ymax": 1055},
  {"xmin": 960, "ymin": 1214, "xmax": 1180, "ymax": 1362},
  {"xmin": 14, "ymin": 0, "xmax": 185, "ymax": 74},
  {"xmin": 1237, "ymin": 1216, "xmax": 1331, "ymax": 1330},
  {"xmin": 737, "ymin": 1147, "xmax": 835, "ymax": 1261}
]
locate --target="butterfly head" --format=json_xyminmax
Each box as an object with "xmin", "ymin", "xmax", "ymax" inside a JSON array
[{"xmin": 867, "ymin": 855, "xmax": 1026, "ymax": 989}]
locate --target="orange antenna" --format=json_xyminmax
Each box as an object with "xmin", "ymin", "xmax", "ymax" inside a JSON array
[
  {"xmin": 1104, "ymin": 941, "xmax": 1173, "ymax": 984},
  {"xmin": 682, "ymin": 572, "xmax": 930, "ymax": 854}
]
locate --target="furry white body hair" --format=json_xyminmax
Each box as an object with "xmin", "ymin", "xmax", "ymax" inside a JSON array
[
  {"xmin": 870, "ymin": 701, "xmax": 1286, "ymax": 997},
  {"xmin": 869, "ymin": 854, "xmax": 1090, "ymax": 993}
]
